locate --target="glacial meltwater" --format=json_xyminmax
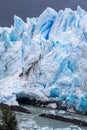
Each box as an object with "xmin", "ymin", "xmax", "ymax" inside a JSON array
[{"xmin": 16, "ymin": 105, "xmax": 87, "ymax": 130}]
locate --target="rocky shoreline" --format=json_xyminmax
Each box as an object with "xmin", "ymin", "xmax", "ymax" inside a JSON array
[
  {"xmin": 0, "ymin": 103, "xmax": 31, "ymax": 114},
  {"xmin": 17, "ymin": 98, "xmax": 87, "ymax": 127},
  {"xmin": 0, "ymin": 101, "xmax": 87, "ymax": 128},
  {"xmin": 17, "ymin": 97, "xmax": 87, "ymax": 115},
  {"xmin": 39, "ymin": 113, "xmax": 87, "ymax": 127}
]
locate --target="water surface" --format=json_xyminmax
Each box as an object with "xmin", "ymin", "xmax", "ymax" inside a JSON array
[{"xmin": 16, "ymin": 105, "xmax": 87, "ymax": 130}]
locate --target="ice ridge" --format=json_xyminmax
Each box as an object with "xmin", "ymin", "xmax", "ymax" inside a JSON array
[{"xmin": 0, "ymin": 6, "xmax": 87, "ymax": 114}]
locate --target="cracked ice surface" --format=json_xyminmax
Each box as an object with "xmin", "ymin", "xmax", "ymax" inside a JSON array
[{"xmin": 0, "ymin": 6, "xmax": 87, "ymax": 114}]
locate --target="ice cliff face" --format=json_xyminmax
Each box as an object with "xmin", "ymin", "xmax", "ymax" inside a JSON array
[{"xmin": 0, "ymin": 6, "xmax": 87, "ymax": 114}]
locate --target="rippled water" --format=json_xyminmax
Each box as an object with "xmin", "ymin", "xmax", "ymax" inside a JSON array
[{"xmin": 16, "ymin": 105, "xmax": 87, "ymax": 130}]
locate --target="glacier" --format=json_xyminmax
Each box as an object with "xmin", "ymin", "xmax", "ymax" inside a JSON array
[{"xmin": 0, "ymin": 6, "xmax": 87, "ymax": 114}]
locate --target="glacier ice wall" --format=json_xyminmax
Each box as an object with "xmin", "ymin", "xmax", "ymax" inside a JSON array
[{"xmin": 0, "ymin": 6, "xmax": 87, "ymax": 114}]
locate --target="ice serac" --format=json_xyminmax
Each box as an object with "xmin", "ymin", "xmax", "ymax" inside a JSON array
[
  {"xmin": 0, "ymin": 6, "xmax": 87, "ymax": 114},
  {"xmin": 33, "ymin": 7, "xmax": 57, "ymax": 40},
  {"xmin": 10, "ymin": 15, "xmax": 26, "ymax": 41}
]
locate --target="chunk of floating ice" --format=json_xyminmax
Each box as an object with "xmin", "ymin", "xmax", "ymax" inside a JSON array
[{"xmin": 58, "ymin": 110, "xmax": 66, "ymax": 114}]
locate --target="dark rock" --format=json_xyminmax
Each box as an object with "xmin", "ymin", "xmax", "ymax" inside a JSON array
[
  {"xmin": 0, "ymin": 103, "xmax": 31, "ymax": 114},
  {"xmin": 39, "ymin": 113, "xmax": 87, "ymax": 127},
  {"xmin": 17, "ymin": 97, "xmax": 87, "ymax": 115},
  {"xmin": 17, "ymin": 97, "xmax": 60, "ymax": 107}
]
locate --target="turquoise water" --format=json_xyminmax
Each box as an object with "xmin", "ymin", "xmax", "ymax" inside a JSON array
[{"xmin": 16, "ymin": 105, "xmax": 87, "ymax": 130}]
